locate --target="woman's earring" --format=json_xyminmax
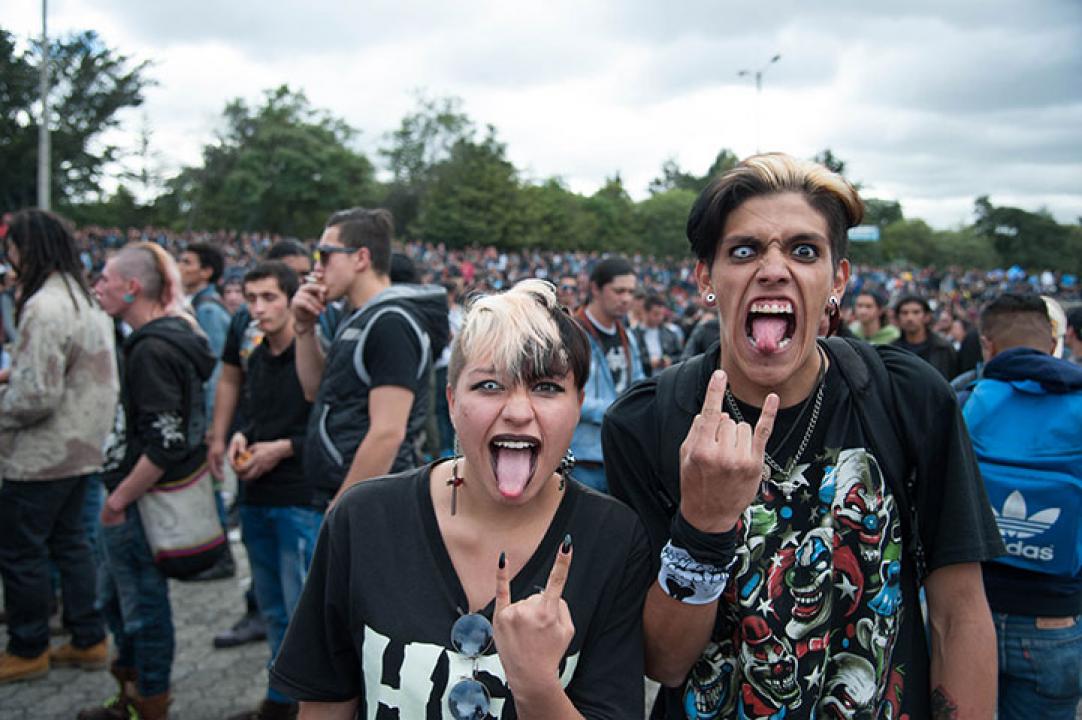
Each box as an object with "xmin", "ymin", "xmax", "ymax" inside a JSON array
[
  {"xmin": 705, "ymin": 291, "xmax": 716, "ymax": 305},
  {"xmin": 828, "ymin": 296, "xmax": 840, "ymax": 316},
  {"xmin": 558, "ymin": 448, "xmax": 575, "ymax": 491}
]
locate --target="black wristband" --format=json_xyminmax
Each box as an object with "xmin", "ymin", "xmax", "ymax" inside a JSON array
[{"xmin": 669, "ymin": 511, "xmax": 738, "ymax": 566}]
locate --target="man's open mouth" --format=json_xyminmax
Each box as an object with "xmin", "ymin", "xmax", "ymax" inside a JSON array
[
  {"xmin": 489, "ymin": 436, "xmax": 539, "ymax": 498},
  {"xmin": 745, "ymin": 299, "xmax": 796, "ymax": 354}
]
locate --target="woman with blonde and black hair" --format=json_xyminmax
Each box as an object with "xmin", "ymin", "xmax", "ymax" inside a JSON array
[
  {"xmin": 271, "ymin": 278, "xmax": 652, "ymax": 719},
  {"xmin": 605, "ymin": 153, "xmax": 1004, "ymax": 719},
  {"xmin": 80, "ymin": 242, "xmax": 217, "ymax": 720}
]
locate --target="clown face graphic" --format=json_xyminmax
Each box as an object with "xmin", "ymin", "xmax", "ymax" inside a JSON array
[
  {"xmin": 739, "ymin": 616, "xmax": 801, "ymax": 713},
  {"xmin": 783, "ymin": 527, "xmax": 834, "ymax": 640},
  {"xmin": 683, "ymin": 640, "xmax": 738, "ymax": 719},
  {"xmin": 818, "ymin": 652, "xmax": 877, "ymax": 720},
  {"xmin": 830, "ymin": 450, "xmax": 892, "ymax": 563}
]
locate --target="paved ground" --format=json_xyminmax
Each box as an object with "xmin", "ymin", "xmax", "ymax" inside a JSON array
[
  {"xmin": 4, "ymin": 535, "xmax": 1076, "ymax": 719},
  {"xmin": 1, "ymin": 536, "xmax": 269, "ymax": 720}
]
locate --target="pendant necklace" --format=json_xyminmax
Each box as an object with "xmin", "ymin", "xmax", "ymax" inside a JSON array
[{"xmin": 724, "ymin": 347, "xmax": 826, "ymax": 500}]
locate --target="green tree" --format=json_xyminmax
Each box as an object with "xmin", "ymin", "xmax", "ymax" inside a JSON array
[
  {"xmin": 633, "ymin": 188, "xmax": 696, "ymax": 257},
  {"xmin": 863, "ymin": 198, "xmax": 903, "ymax": 227},
  {"xmin": 881, "ymin": 218, "xmax": 937, "ymax": 266},
  {"xmin": 162, "ymin": 86, "xmax": 376, "ymax": 235},
  {"xmin": 0, "ymin": 28, "xmax": 151, "ymax": 211},
  {"xmin": 514, "ymin": 179, "xmax": 598, "ymax": 251},
  {"xmin": 648, "ymin": 149, "xmax": 739, "ymax": 195},
  {"xmin": 380, "ymin": 94, "xmax": 474, "ymax": 235},
  {"xmin": 583, "ymin": 175, "xmax": 636, "ymax": 252},
  {"xmin": 414, "ymin": 127, "xmax": 520, "ymax": 248},
  {"xmin": 812, "ymin": 149, "xmax": 846, "ymax": 176},
  {"xmin": 973, "ymin": 195, "xmax": 1071, "ymax": 270}
]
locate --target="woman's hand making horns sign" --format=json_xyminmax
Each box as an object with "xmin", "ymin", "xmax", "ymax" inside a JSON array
[{"xmin": 678, "ymin": 370, "xmax": 780, "ymax": 534}]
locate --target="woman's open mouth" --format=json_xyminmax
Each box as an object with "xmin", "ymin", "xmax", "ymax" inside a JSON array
[
  {"xmin": 745, "ymin": 299, "xmax": 796, "ymax": 355},
  {"xmin": 489, "ymin": 436, "xmax": 539, "ymax": 498}
]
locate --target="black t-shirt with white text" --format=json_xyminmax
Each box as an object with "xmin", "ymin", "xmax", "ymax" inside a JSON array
[
  {"xmin": 588, "ymin": 315, "xmax": 630, "ymax": 394},
  {"xmin": 270, "ymin": 463, "xmax": 653, "ymax": 719}
]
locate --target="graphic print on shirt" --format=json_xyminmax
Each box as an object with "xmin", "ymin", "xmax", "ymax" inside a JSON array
[
  {"xmin": 360, "ymin": 625, "xmax": 579, "ymax": 719},
  {"xmin": 605, "ymin": 344, "xmax": 628, "ymax": 393},
  {"xmin": 682, "ymin": 448, "xmax": 904, "ymax": 720}
]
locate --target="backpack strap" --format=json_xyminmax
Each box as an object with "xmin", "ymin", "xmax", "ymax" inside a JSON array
[{"xmin": 823, "ymin": 337, "xmax": 928, "ymax": 582}]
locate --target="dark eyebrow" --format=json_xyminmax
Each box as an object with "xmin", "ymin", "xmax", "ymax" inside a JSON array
[{"xmin": 721, "ymin": 232, "xmax": 827, "ymax": 245}]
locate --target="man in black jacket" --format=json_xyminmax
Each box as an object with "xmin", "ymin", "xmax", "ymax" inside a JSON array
[
  {"xmin": 892, "ymin": 294, "xmax": 957, "ymax": 380},
  {"xmin": 88, "ymin": 242, "xmax": 217, "ymax": 719},
  {"xmin": 291, "ymin": 208, "xmax": 448, "ymax": 504}
]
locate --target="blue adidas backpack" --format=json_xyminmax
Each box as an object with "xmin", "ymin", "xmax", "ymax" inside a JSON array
[{"xmin": 963, "ymin": 377, "xmax": 1082, "ymax": 578}]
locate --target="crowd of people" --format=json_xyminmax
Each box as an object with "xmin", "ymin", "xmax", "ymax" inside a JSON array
[{"xmin": 0, "ymin": 152, "xmax": 1079, "ymax": 720}]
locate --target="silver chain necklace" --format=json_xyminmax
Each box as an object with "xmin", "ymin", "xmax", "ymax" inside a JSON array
[{"xmin": 724, "ymin": 352, "xmax": 826, "ymax": 491}]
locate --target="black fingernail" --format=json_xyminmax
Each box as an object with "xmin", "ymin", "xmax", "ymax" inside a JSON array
[
  {"xmin": 498, "ymin": 551, "xmax": 506, "ymax": 569},
  {"xmin": 561, "ymin": 534, "xmax": 572, "ymax": 554}
]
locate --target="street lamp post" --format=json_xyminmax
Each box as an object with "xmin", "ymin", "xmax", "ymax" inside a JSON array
[
  {"xmin": 737, "ymin": 53, "xmax": 781, "ymax": 154},
  {"xmin": 38, "ymin": 0, "xmax": 51, "ymax": 210}
]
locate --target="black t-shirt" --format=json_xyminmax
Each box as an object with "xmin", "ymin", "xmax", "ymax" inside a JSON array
[
  {"xmin": 238, "ymin": 339, "xmax": 313, "ymax": 507},
  {"xmin": 588, "ymin": 315, "xmax": 630, "ymax": 394},
  {"xmin": 604, "ymin": 345, "xmax": 1003, "ymax": 720},
  {"xmin": 270, "ymin": 463, "xmax": 653, "ymax": 719}
]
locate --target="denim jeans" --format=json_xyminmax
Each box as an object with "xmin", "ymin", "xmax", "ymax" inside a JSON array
[
  {"xmin": 995, "ymin": 612, "xmax": 1082, "ymax": 719},
  {"xmin": 238, "ymin": 504, "xmax": 322, "ymax": 703},
  {"xmin": 98, "ymin": 505, "xmax": 175, "ymax": 697},
  {"xmin": 0, "ymin": 476, "xmax": 104, "ymax": 657}
]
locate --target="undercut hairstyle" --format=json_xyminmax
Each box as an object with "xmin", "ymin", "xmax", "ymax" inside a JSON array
[
  {"xmin": 686, "ymin": 152, "xmax": 863, "ymax": 269},
  {"xmin": 589, "ymin": 256, "xmax": 634, "ymax": 290},
  {"xmin": 1067, "ymin": 306, "xmax": 1082, "ymax": 342},
  {"xmin": 644, "ymin": 294, "xmax": 667, "ymax": 312},
  {"xmin": 979, "ymin": 292, "xmax": 1052, "ymax": 351},
  {"xmin": 266, "ymin": 239, "xmax": 310, "ymax": 262},
  {"xmin": 4, "ymin": 208, "xmax": 95, "ymax": 324},
  {"xmin": 244, "ymin": 261, "xmax": 300, "ymax": 300},
  {"xmin": 325, "ymin": 207, "xmax": 394, "ymax": 277},
  {"xmin": 113, "ymin": 242, "xmax": 185, "ymax": 314},
  {"xmin": 185, "ymin": 242, "xmax": 225, "ymax": 285},
  {"xmin": 894, "ymin": 294, "xmax": 931, "ymax": 317},
  {"xmin": 448, "ymin": 278, "xmax": 591, "ymax": 392}
]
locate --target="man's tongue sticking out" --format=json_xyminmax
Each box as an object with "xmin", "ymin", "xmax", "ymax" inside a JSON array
[
  {"xmin": 493, "ymin": 446, "xmax": 533, "ymax": 498},
  {"xmin": 750, "ymin": 315, "xmax": 788, "ymax": 354}
]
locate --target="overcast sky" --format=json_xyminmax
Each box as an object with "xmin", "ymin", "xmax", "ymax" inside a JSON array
[{"xmin": 8, "ymin": 0, "xmax": 1082, "ymax": 229}]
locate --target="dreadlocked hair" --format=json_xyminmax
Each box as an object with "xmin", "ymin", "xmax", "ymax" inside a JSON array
[{"xmin": 4, "ymin": 208, "xmax": 95, "ymax": 325}]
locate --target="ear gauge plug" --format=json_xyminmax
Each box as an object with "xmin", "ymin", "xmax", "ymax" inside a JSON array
[
  {"xmin": 498, "ymin": 552, "xmax": 506, "ymax": 569},
  {"xmin": 705, "ymin": 292, "xmax": 717, "ymax": 304}
]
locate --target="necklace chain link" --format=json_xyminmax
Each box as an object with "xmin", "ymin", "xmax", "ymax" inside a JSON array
[{"xmin": 724, "ymin": 377, "xmax": 824, "ymax": 478}]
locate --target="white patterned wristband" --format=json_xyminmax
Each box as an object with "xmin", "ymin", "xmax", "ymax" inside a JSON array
[{"xmin": 657, "ymin": 541, "xmax": 734, "ymax": 605}]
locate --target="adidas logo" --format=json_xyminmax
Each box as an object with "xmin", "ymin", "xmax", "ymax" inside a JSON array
[{"xmin": 993, "ymin": 490, "xmax": 1060, "ymax": 539}]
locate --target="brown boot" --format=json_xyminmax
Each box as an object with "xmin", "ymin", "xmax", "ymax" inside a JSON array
[
  {"xmin": 51, "ymin": 639, "xmax": 109, "ymax": 670},
  {"xmin": 0, "ymin": 649, "xmax": 49, "ymax": 683},
  {"xmin": 77, "ymin": 664, "xmax": 138, "ymax": 720},
  {"xmin": 132, "ymin": 690, "xmax": 172, "ymax": 720}
]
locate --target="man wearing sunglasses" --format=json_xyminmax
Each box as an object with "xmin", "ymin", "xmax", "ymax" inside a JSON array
[{"xmin": 291, "ymin": 208, "xmax": 449, "ymax": 508}]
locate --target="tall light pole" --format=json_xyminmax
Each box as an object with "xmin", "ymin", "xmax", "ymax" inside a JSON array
[
  {"xmin": 38, "ymin": 0, "xmax": 51, "ymax": 210},
  {"xmin": 737, "ymin": 53, "xmax": 781, "ymax": 154}
]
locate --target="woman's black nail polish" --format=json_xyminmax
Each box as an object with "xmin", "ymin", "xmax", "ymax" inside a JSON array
[
  {"xmin": 561, "ymin": 534, "xmax": 572, "ymax": 554},
  {"xmin": 498, "ymin": 551, "xmax": 506, "ymax": 569}
]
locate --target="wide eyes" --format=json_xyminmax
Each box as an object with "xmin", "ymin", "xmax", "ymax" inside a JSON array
[
  {"xmin": 468, "ymin": 379, "xmax": 566, "ymax": 395},
  {"xmin": 727, "ymin": 241, "xmax": 822, "ymax": 261}
]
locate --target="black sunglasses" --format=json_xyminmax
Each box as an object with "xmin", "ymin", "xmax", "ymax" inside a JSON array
[
  {"xmin": 448, "ymin": 612, "xmax": 494, "ymax": 719},
  {"xmin": 313, "ymin": 245, "xmax": 357, "ymax": 264},
  {"xmin": 559, "ymin": 284, "xmax": 577, "ymax": 292}
]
